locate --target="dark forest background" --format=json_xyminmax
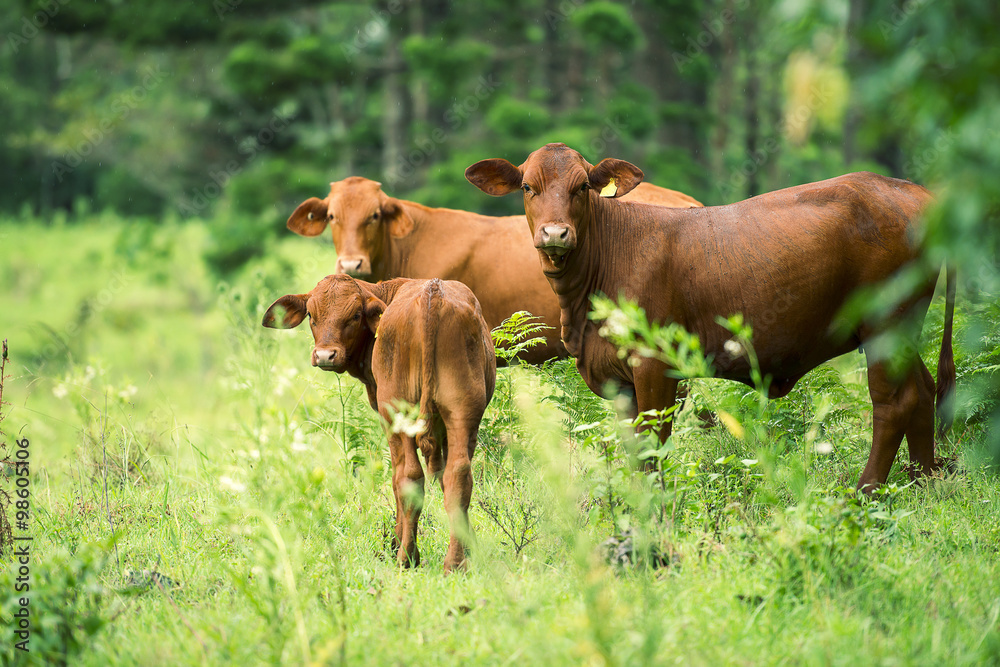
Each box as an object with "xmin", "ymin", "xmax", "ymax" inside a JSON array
[
  {"xmin": 3, "ymin": 2, "xmax": 999, "ymax": 429},
  {"xmin": 4, "ymin": 1, "xmax": 996, "ymax": 228}
]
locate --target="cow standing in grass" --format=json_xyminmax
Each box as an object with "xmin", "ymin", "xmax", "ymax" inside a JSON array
[
  {"xmin": 263, "ymin": 275, "xmax": 496, "ymax": 572},
  {"xmin": 285, "ymin": 177, "xmax": 701, "ymax": 364},
  {"xmin": 466, "ymin": 143, "xmax": 955, "ymax": 491}
]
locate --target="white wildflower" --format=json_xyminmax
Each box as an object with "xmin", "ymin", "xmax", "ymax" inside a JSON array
[
  {"xmin": 724, "ymin": 339, "xmax": 743, "ymax": 358},
  {"xmin": 815, "ymin": 441, "xmax": 834, "ymax": 455},
  {"xmin": 391, "ymin": 412, "xmax": 427, "ymax": 438},
  {"xmin": 599, "ymin": 308, "xmax": 630, "ymax": 340},
  {"xmin": 118, "ymin": 384, "xmax": 137, "ymax": 400},
  {"xmin": 53, "ymin": 384, "xmax": 68, "ymax": 399},
  {"xmin": 291, "ymin": 427, "xmax": 309, "ymax": 452},
  {"xmin": 219, "ymin": 476, "xmax": 246, "ymax": 493}
]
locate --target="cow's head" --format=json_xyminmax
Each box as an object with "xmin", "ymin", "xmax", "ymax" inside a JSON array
[
  {"xmin": 465, "ymin": 143, "xmax": 643, "ymax": 274},
  {"xmin": 262, "ymin": 274, "xmax": 385, "ymax": 373},
  {"xmin": 286, "ymin": 177, "xmax": 415, "ymax": 280}
]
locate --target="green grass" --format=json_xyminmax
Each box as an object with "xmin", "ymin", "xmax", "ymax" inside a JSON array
[{"xmin": 1, "ymin": 216, "xmax": 998, "ymax": 666}]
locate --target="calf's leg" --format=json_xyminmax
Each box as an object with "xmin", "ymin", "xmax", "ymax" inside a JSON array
[
  {"xmin": 441, "ymin": 417, "xmax": 478, "ymax": 573},
  {"xmin": 390, "ymin": 432, "xmax": 425, "ymax": 568}
]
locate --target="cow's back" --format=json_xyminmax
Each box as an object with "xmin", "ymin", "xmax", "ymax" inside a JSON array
[
  {"xmin": 609, "ymin": 172, "xmax": 934, "ymax": 383},
  {"xmin": 372, "ymin": 279, "xmax": 496, "ymax": 415}
]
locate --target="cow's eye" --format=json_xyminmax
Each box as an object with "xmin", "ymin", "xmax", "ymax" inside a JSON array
[
  {"xmin": 522, "ymin": 183, "xmax": 532, "ymax": 194},
  {"xmin": 353, "ymin": 310, "xmax": 362, "ymax": 321},
  {"xmin": 579, "ymin": 182, "xmax": 590, "ymax": 193},
  {"xmin": 372, "ymin": 210, "xmax": 380, "ymax": 221}
]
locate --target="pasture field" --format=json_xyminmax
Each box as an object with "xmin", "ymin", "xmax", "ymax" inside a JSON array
[{"xmin": 1, "ymin": 216, "xmax": 999, "ymax": 666}]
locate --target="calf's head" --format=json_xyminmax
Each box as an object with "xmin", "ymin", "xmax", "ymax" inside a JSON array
[
  {"xmin": 286, "ymin": 177, "xmax": 415, "ymax": 279},
  {"xmin": 262, "ymin": 274, "xmax": 385, "ymax": 372},
  {"xmin": 465, "ymin": 143, "xmax": 643, "ymax": 273}
]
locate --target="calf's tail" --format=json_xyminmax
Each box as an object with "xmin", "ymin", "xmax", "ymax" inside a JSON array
[
  {"xmin": 935, "ymin": 265, "xmax": 957, "ymax": 439},
  {"xmin": 417, "ymin": 279, "xmax": 443, "ymax": 450}
]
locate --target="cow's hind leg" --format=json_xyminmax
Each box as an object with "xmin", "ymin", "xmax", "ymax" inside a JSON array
[
  {"xmin": 903, "ymin": 359, "xmax": 937, "ymax": 478},
  {"xmin": 858, "ymin": 356, "xmax": 930, "ymax": 493},
  {"xmin": 440, "ymin": 415, "xmax": 478, "ymax": 573},
  {"xmin": 390, "ymin": 432, "xmax": 425, "ymax": 568}
]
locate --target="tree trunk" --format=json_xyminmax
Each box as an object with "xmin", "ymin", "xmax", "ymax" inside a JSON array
[{"xmin": 381, "ymin": 15, "xmax": 406, "ymax": 185}]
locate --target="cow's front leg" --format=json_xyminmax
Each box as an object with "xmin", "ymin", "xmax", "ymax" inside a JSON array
[{"xmin": 631, "ymin": 360, "xmax": 679, "ymax": 470}]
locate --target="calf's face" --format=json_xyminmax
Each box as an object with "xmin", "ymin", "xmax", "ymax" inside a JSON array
[
  {"xmin": 262, "ymin": 275, "xmax": 385, "ymax": 372},
  {"xmin": 465, "ymin": 143, "xmax": 643, "ymax": 273},
  {"xmin": 286, "ymin": 177, "xmax": 415, "ymax": 279}
]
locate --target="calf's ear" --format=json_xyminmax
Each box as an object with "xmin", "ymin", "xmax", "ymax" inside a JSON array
[
  {"xmin": 363, "ymin": 296, "xmax": 386, "ymax": 335},
  {"xmin": 287, "ymin": 198, "xmax": 329, "ymax": 237},
  {"xmin": 588, "ymin": 159, "xmax": 644, "ymax": 198},
  {"xmin": 262, "ymin": 294, "xmax": 309, "ymax": 329},
  {"xmin": 465, "ymin": 158, "xmax": 523, "ymax": 196},
  {"xmin": 382, "ymin": 198, "xmax": 414, "ymax": 238}
]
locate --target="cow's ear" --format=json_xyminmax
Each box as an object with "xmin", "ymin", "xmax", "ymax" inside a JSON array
[
  {"xmin": 588, "ymin": 159, "xmax": 644, "ymax": 198},
  {"xmin": 465, "ymin": 158, "xmax": 523, "ymax": 196},
  {"xmin": 363, "ymin": 296, "xmax": 386, "ymax": 335},
  {"xmin": 262, "ymin": 294, "xmax": 309, "ymax": 329},
  {"xmin": 287, "ymin": 198, "xmax": 329, "ymax": 237},
  {"xmin": 382, "ymin": 198, "xmax": 414, "ymax": 238}
]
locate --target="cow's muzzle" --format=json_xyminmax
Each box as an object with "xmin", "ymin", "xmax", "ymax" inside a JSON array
[
  {"xmin": 536, "ymin": 224, "xmax": 575, "ymax": 255},
  {"xmin": 312, "ymin": 345, "xmax": 347, "ymax": 371},
  {"xmin": 335, "ymin": 256, "xmax": 373, "ymax": 279}
]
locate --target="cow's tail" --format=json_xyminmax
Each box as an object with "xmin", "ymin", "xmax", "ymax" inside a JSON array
[
  {"xmin": 417, "ymin": 279, "xmax": 442, "ymax": 451},
  {"xmin": 935, "ymin": 264, "xmax": 957, "ymax": 439}
]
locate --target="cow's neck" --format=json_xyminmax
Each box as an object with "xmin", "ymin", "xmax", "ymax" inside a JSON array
[
  {"xmin": 366, "ymin": 277, "xmax": 409, "ymax": 306},
  {"xmin": 345, "ymin": 278, "xmax": 410, "ymax": 409},
  {"xmin": 387, "ymin": 203, "xmax": 477, "ymax": 280},
  {"xmin": 547, "ymin": 196, "xmax": 659, "ymax": 360},
  {"xmin": 543, "ymin": 200, "xmax": 614, "ymax": 358}
]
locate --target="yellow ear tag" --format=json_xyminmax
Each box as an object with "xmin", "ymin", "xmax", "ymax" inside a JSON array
[
  {"xmin": 600, "ymin": 178, "xmax": 617, "ymax": 198},
  {"xmin": 374, "ymin": 324, "xmax": 378, "ymax": 339}
]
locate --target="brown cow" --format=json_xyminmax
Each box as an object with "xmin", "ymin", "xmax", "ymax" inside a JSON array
[
  {"xmin": 285, "ymin": 177, "xmax": 701, "ymax": 364},
  {"xmin": 263, "ymin": 275, "xmax": 496, "ymax": 572},
  {"xmin": 466, "ymin": 143, "xmax": 956, "ymax": 491}
]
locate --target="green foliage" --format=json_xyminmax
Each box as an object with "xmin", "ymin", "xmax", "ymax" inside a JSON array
[
  {"xmin": 589, "ymin": 294, "xmax": 715, "ymax": 380},
  {"xmin": 486, "ymin": 98, "xmax": 553, "ymax": 140},
  {"xmin": 759, "ymin": 485, "xmax": 912, "ymax": 600},
  {"xmin": 571, "ymin": 2, "xmax": 644, "ymax": 53},
  {"xmin": 0, "ymin": 543, "xmax": 110, "ymax": 667},
  {"xmin": 490, "ymin": 310, "xmax": 551, "ymax": 366},
  {"xmin": 0, "ymin": 219, "xmax": 999, "ymax": 665},
  {"xmin": 401, "ymin": 36, "xmax": 494, "ymax": 102}
]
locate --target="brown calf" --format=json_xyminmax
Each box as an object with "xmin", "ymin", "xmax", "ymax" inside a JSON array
[
  {"xmin": 263, "ymin": 275, "xmax": 496, "ymax": 571},
  {"xmin": 285, "ymin": 177, "xmax": 701, "ymax": 364},
  {"xmin": 466, "ymin": 143, "xmax": 956, "ymax": 491}
]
